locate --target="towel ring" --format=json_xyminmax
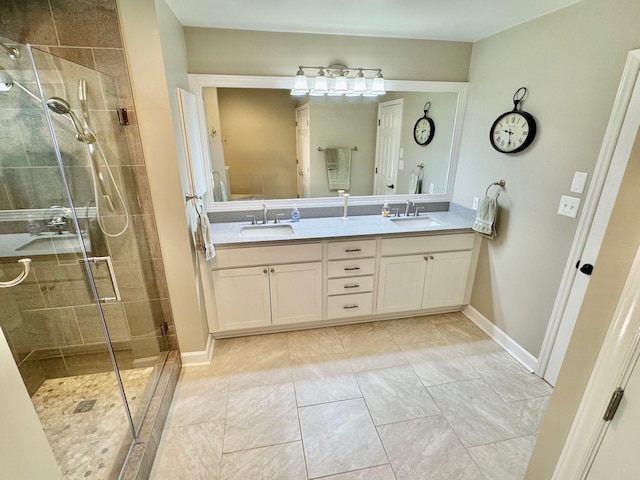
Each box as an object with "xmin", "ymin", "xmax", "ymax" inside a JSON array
[{"xmin": 486, "ymin": 180, "xmax": 506, "ymax": 198}]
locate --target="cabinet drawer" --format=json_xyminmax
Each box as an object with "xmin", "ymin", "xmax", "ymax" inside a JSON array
[
  {"xmin": 211, "ymin": 243, "xmax": 322, "ymax": 269},
  {"xmin": 327, "ymin": 293, "xmax": 373, "ymax": 319},
  {"xmin": 328, "ymin": 239, "xmax": 376, "ymax": 260},
  {"xmin": 381, "ymin": 233, "xmax": 475, "ymax": 256},
  {"xmin": 328, "ymin": 258, "xmax": 375, "ymax": 278},
  {"xmin": 327, "ymin": 276, "xmax": 374, "ymax": 295}
]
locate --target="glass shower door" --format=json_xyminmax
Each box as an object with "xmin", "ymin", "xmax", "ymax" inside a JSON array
[
  {"xmin": 1, "ymin": 35, "xmax": 169, "ymax": 478},
  {"xmin": 0, "ymin": 39, "xmax": 136, "ymax": 478}
]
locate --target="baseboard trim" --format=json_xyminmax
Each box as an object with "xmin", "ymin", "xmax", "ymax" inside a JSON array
[
  {"xmin": 462, "ymin": 305, "xmax": 538, "ymax": 373},
  {"xmin": 180, "ymin": 334, "xmax": 215, "ymax": 366}
]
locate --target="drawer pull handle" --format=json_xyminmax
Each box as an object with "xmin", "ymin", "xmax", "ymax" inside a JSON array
[
  {"xmin": 344, "ymin": 248, "xmax": 362, "ymax": 252},
  {"xmin": 343, "ymin": 304, "xmax": 359, "ymax": 309},
  {"xmin": 344, "ymin": 266, "xmax": 361, "ymax": 271},
  {"xmin": 344, "ymin": 284, "xmax": 360, "ymax": 289}
]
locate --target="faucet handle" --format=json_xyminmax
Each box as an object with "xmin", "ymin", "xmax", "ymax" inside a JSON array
[
  {"xmin": 414, "ymin": 207, "xmax": 423, "ymax": 217},
  {"xmin": 246, "ymin": 214, "xmax": 256, "ymax": 225},
  {"xmin": 393, "ymin": 208, "xmax": 400, "ymax": 218},
  {"xmin": 274, "ymin": 213, "xmax": 284, "ymax": 224}
]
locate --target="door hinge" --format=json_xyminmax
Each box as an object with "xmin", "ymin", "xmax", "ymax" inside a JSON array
[{"xmin": 603, "ymin": 387, "xmax": 624, "ymax": 421}]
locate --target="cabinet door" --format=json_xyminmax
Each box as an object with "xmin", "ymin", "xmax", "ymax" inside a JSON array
[
  {"xmin": 270, "ymin": 262, "xmax": 322, "ymax": 325},
  {"xmin": 377, "ymin": 254, "xmax": 427, "ymax": 314},
  {"xmin": 422, "ymin": 251, "xmax": 472, "ymax": 309},
  {"xmin": 212, "ymin": 266, "xmax": 271, "ymax": 331}
]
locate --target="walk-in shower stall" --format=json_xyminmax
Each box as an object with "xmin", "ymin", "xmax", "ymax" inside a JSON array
[{"xmin": 0, "ymin": 36, "xmax": 172, "ymax": 478}]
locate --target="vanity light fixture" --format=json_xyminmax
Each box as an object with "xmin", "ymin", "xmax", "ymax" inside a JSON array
[{"xmin": 291, "ymin": 64, "xmax": 385, "ymax": 97}]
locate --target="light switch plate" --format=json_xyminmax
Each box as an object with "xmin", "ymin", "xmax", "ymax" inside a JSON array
[
  {"xmin": 472, "ymin": 197, "xmax": 480, "ymax": 210},
  {"xmin": 429, "ymin": 183, "xmax": 435, "ymax": 194},
  {"xmin": 399, "ymin": 147, "xmax": 404, "ymax": 159},
  {"xmin": 398, "ymin": 160, "xmax": 404, "ymax": 170},
  {"xmin": 558, "ymin": 195, "xmax": 581, "ymax": 218},
  {"xmin": 570, "ymin": 171, "xmax": 589, "ymax": 193}
]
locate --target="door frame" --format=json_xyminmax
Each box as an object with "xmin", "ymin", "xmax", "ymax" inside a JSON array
[
  {"xmin": 537, "ymin": 49, "xmax": 640, "ymax": 381},
  {"xmin": 552, "ymin": 238, "xmax": 640, "ymax": 478},
  {"xmin": 295, "ymin": 103, "xmax": 311, "ymax": 198}
]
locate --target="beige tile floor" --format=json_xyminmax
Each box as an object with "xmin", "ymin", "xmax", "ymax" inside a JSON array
[{"xmin": 150, "ymin": 312, "xmax": 552, "ymax": 480}]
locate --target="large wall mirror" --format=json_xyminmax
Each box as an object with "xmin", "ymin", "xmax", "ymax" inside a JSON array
[{"xmin": 189, "ymin": 75, "xmax": 468, "ymax": 211}]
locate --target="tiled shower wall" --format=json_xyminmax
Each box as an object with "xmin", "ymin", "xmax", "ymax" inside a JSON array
[{"xmin": 0, "ymin": 0, "xmax": 178, "ymax": 394}]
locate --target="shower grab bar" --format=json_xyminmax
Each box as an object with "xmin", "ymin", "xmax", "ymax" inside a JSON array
[
  {"xmin": 87, "ymin": 256, "xmax": 122, "ymax": 302},
  {"xmin": 0, "ymin": 258, "xmax": 31, "ymax": 288}
]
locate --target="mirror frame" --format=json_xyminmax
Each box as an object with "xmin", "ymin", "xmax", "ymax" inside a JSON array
[{"xmin": 189, "ymin": 74, "xmax": 468, "ymax": 212}]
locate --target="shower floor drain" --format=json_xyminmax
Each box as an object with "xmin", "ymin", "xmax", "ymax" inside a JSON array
[{"xmin": 73, "ymin": 399, "xmax": 97, "ymax": 413}]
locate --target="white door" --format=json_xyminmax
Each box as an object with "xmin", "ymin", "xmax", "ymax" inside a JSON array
[
  {"xmin": 373, "ymin": 99, "xmax": 403, "ymax": 196},
  {"xmin": 212, "ymin": 267, "xmax": 272, "ymax": 331},
  {"xmin": 586, "ymin": 355, "xmax": 640, "ymax": 479},
  {"xmin": 296, "ymin": 104, "xmax": 311, "ymax": 198},
  {"xmin": 543, "ymin": 57, "xmax": 640, "ymax": 386},
  {"xmin": 377, "ymin": 254, "xmax": 427, "ymax": 314},
  {"xmin": 422, "ymin": 251, "xmax": 472, "ymax": 309},
  {"xmin": 270, "ymin": 262, "xmax": 322, "ymax": 325}
]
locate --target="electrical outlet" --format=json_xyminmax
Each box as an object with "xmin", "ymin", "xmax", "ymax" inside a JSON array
[
  {"xmin": 558, "ymin": 195, "xmax": 581, "ymax": 218},
  {"xmin": 399, "ymin": 147, "xmax": 404, "ymax": 159},
  {"xmin": 429, "ymin": 183, "xmax": 435, "ymax": 194},
  {"xmin": 472, "ymin": 197, "xmax": 480, "ymax": 210}
]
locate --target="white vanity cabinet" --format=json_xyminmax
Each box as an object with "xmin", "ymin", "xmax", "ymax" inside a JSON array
[
  {"xmin": 211, "ymin": 243, "xmax": 322, "ymax": 331},
  {"xmin": 377, "ymin": 234, "xmax": 475, "ymax": 314}
]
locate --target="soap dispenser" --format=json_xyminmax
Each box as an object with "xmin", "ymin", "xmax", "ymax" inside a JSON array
[
  {"xmin": 291, "ymin": 205, "xmax": 300, "ymax": 222},
  {"xmin": 382, "ymin": 199, "xmax": 390, "ymax": 217}
]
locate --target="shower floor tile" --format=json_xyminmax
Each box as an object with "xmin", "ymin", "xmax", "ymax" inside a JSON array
[{"xmin": 31, "ymin": 367, "xmax": 152, "ymax": 480}]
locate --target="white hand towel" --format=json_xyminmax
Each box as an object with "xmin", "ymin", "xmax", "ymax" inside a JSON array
[
  {"xmin": 408, "ymin": 172, "xmax": 419, "ymax": 194},
  {"xmin": 196, "ymin": 209, "xmax": 216, "ymax": 260},
  {"xmin": 472, "ymin": 196, "xmax": 498, "ymax": 238}
]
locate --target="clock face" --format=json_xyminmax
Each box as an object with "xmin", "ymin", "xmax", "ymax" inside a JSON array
[
  {"xmin": 413, "ymin": 117, "xmax": 435, "ymax": 145},
  {"xmin": 490, "ymin": 111, "xmax": 536, "ymax": 153}
]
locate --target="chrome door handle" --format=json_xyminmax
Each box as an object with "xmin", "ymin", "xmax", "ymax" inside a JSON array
[
  {"xmin": 88, "ymin": 256, "xmax": 121, "ymax": 302},
  {"xmin": 0, "ymin": 258, "xmax": 31, "ymax": 288}
]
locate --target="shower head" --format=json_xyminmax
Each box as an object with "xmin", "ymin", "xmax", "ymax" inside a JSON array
[{"xmin": 46, "ymin": 96, "xmax": 96, "ymax": 144}]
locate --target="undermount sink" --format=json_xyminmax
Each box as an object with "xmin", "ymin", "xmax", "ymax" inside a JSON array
[
  {"xmin": 17, "ymin": 234, "xmax": 83, "ymax": 252},
  {"xmin": 240, "ymin": 224, "xmax": 295, "ymax": 237},
  {"xmin": 389, "ymin": 216, "xmax": 442, "ymax": 228}
]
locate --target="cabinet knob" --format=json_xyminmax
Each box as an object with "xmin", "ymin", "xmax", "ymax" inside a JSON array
[
  {"xmin": 430, "ymin": 256, "xmax": 434, "ymax": 260},
  {"xmin": 263, "ymin": 268, "xmax": 268, "ymax": 274},
  {"xmin": 424, "ymin": 256, "xmax": 428, "ymax": 261},
  {"xmin": 270, "ymin": 268, "xmax": 275, "ymax": 273}
]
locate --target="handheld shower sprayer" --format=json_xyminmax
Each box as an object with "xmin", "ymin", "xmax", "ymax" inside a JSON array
[{"xmin": 46, "ymin": 97, "xmax": 96, "ymax": 144}]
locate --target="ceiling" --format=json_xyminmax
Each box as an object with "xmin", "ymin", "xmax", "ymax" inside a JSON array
[{"xmin": 164, "ymin": 0, "xmax": 582, "ymax": 42}]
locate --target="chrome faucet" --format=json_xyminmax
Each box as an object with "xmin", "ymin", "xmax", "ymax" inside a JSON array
[
  {"xmin": 45, "ymin": 206, "xmax": 73, "ymax": 234},
  {"xmin": 262, "ymin": 204, "xmax": 268, "ymax": 224},
  {"xmin": 404, "ymin": 200, "xmax": 415, "ymax": 216}
]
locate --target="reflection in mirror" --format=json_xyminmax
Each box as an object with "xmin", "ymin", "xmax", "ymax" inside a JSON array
[{"xmin": 190, "ymin": 75, "xmax": 468, "ymax": 210}]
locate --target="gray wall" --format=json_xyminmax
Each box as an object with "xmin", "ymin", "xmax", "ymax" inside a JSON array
[
  {"xmin": 184, "ymin": 28, "xmax": 472, "ymax": 81},
  {"xmin": 308, "ymin": 96, "xmax": 378, "ymax": 197},
  {"xmin": 455, "ymin": 0, "xmax": 640, "ymax": 357}
]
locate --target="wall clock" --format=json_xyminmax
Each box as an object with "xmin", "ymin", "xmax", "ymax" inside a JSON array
[
  {"xmin": 490, "ymin": 87, "xmax": 537, "ymax": 154},
  {"xmin": 413, "ymin": 101, "xmax": 435, "ymax": 146}
]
